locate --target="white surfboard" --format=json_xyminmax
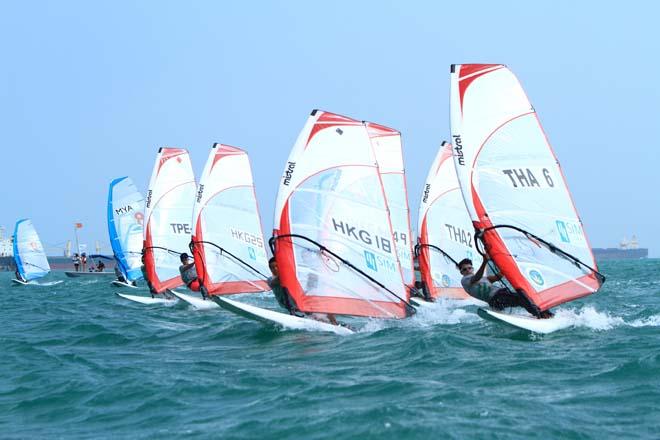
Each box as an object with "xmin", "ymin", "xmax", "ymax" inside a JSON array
[
  {"xmin": 12, "ymin": 279, "xmax": 63, "ymax": 286},
  {"xmin": 411, "ymin": 296, "xmax": 487, "ymax": 308},
  {"xmin": 115, "ymin": 292, "xmax": 178, "ymax": 305},
  {"xmin": 213, "ymin": 296, "xmax": 354, "ymax": 335},
  {"xmin": 477, "ymin": 308, "xmax": 569, "ymax": 334},
  {"xmin": 11, "ymin": 278, "xmax": 30, "ymax": 285},
  {"xmin": 169, "ymin": 290, "xmax": 220, "ymax": 310},
  {"xmin": 111, "ymin": 280, "xmax": 139, "ymax": 289}
]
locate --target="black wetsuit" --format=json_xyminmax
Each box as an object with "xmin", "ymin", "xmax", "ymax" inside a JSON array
[{"xmin": 268, "ymin": 276, "xmax": 298, "ymax": 314}]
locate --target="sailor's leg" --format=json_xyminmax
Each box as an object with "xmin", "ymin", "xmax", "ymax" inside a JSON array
[
  {"xmin": 488, "ymin": 289, "xmax": 520, "ymax": 311},
  {"xmin": 514, "ymin": 289, "xmax": 543, "ymax": 317}
]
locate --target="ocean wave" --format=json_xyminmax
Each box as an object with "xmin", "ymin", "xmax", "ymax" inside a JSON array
[{"xmin": 627, "ymin": 315, "xmax": 660, "ymax": 327}]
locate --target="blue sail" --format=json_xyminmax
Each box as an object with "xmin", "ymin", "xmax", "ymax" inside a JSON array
[
  {"xmin": 107, "ymin": 177, "xmax": 145, "ymax": 282},
  {"xmin": 13, "ymin": 219, "xmax": 50, "ymax": 281}
]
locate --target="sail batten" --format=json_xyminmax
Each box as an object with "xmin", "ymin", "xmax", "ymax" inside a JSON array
[
  {"xmin": 273, "ymin": 110, "xmax": 410, "ymax": 319},
  {"xmin": 450, "ymin": 64, "xmax": 603, "ymax": 310},
  {"xmin": 143, "ymin": 148, "xmax": 196, "ymax": 293},
  {"xmin": 191, "ymin": 144, "xmax": 269, "ymax": 296}
]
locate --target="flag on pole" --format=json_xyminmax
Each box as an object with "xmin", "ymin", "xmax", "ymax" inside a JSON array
[{"xmin": 75, "ymin": 223, "xmax": 83, "ymax": 229}]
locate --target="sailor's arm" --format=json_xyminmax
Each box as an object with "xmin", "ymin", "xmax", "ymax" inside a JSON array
[{"xmin": 470, "ymin": 255, "xmax": 490, "ymax": 285}]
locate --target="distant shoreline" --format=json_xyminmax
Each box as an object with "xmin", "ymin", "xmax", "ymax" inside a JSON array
[{"xmin": 0, "ymin": 256, "xmax": 117, "ymax": 271}]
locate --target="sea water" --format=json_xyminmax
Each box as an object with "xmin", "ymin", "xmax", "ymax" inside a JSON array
[{"xmin": 1, "ymin": 259, "xmax": 658, "ymax": 439}]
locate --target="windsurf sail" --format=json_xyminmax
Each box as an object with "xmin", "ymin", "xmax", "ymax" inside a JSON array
[
  {"xmin": 449, "ymin": 64, "xmax": 604, "ymax": 311},
  {"xmin": 416, "ymin": 142, "xmax": 481, "ymax": 299},
  {"xmin": 365, "ymin": 122, "xmax": 415, "ymax": 289},
  {"xmin": 143, "ymin": 147, "xmax": 196, "ymax": 293},
  {"xmin": 107, "ymin": 176, "xmax": 145, "ymax": 282},
  {"xmin": 13, "ymin": 219, "xmax": 50, "ymax": 281},
  {"xmin": 191, "ymin": 144, "xmax": 270, "ymax": 295},
  {"xmin": 271, "ymin": 110, "xmax": 412, "ymax": 319}
]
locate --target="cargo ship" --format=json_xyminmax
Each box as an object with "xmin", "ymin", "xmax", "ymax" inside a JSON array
[
  {"xmin": 593, "ymin": 235, "xmax": 649, "ymax": 260},
  {"xmin": 0, "ymin": 226, "xmax": 12, "ymax": 257}
]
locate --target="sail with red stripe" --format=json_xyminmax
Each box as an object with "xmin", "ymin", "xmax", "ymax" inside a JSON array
[
  {"xmin": 191, "ymin": 144, "xmax": 270, "ymax": 296},
  {"xmin": 449, "ymin": 64, "xmax": 604, "ymax": 311},
  {"xmin": 271, "ymin": 110, "xmax": 412, "ymax": 319},
  {"xmin": 365, "ymin": 122, "xmax": 415, "ymax": 289},
  {"xmin": 416, "ymin": 141, "xmax": 480, "ymax": 299},
  {"xmin": 143, "ymin": 147, "xmax": 196, "ymax": 293}
]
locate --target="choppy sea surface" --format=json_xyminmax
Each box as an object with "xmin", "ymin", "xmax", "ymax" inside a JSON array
[{"xmin": 1, "ymin": 259, "xmax": 658, "ymax": 439}]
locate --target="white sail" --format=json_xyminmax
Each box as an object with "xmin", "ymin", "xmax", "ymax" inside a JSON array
[
  {"xmin": 13, "ymin": 219, "xmax": 50, "ymax": 281},
  {"xmin": 365, "ymin": 122, "xmax": 415, "ymax": 288},
  {"xmin": 191, "ymin": 144, "xmax": 269, "ymax": 295},
  {"xmin": 449, "ymin": 64, "xmax": 603, "ymax": 310},
  {"xmin": 143, "ymin": 147, "xmax": 196, "ymax": 293},
  {"xmin": 417, "ymin": 142, "xmax": 481, "ymax": 299},
  {"xmin": 272, "ymin": 110, "xmax": 411, "ymax": 319}
]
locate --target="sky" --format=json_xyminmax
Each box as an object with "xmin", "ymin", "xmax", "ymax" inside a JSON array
[{"xmin": 1, "ymin": 1, "xmax": 658, "ymax": 257}]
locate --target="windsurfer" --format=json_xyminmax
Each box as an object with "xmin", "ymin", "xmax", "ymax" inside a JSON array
[
  {"xmin": 268, "ymin": 257, "xmax": 338, "ymax": 325},
  {"xmin": 140, "ymin": 252, "xmax": 158, "ymax": 296},
  {"xmin": 458, "ymin": 256, "xmax": 552, "ymax": 319},
  {"xmin": 114, "ymin": 265, "xmax": 127, "ymax": 283},
  {"xmin": 179, "ymin": 253, "xmax": 202, "ymax": 293},
  {"xmin": 15, "ymin": 270, "xmax": 26, "ymax": 283}
]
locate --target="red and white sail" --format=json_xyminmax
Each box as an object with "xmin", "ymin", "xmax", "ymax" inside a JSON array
[
  {"xmin": 449, "ymin": 64, "xmax": 603, "ymax": 311},
  {"xmin": 191, "ymin": 144, "xmax": 270, "ymax": 295},
  {"xmin": 365, "ymin": 122, "xmax": 415, "ymax": 289},
  {"xmin": 143, "ymin": 147, "xmax": 196, "ymax": 293},
  {"xmin": 417, "ymin": 142, "xmax": 480, "ymax": 299},
  {"xmin": 272, "ymin": 110, "xmax": 410, "ymax": 319}
]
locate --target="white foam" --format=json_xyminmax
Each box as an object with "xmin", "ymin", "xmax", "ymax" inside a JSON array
[
  {"xmin": 361, "ymin": 299, "xmax": 482, "ymax": 333},
  {"xmin": 628, "ymin": 315, "xmax": 660, "ymax": 327},
  {"xmin": 550, "ymin": 306, "xmax": 625, "ymax": 331},
  {"xmin": 412, "ymin": 301, "xmax": 481, "ymax": 326},
  {"xmin": 549, "ymin": 308, "xmax": 660, "ymax": 331},
  {"xmin": 358, "ymin": 319, "xmax": 388, "ymax": 333},
  {"xmin": 33, "ymin": 280, "xmax": 64, "ymax": 287},
  {"xmin": 355, "ymin": 305, "xmax": 659, "ymax": 334}
]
